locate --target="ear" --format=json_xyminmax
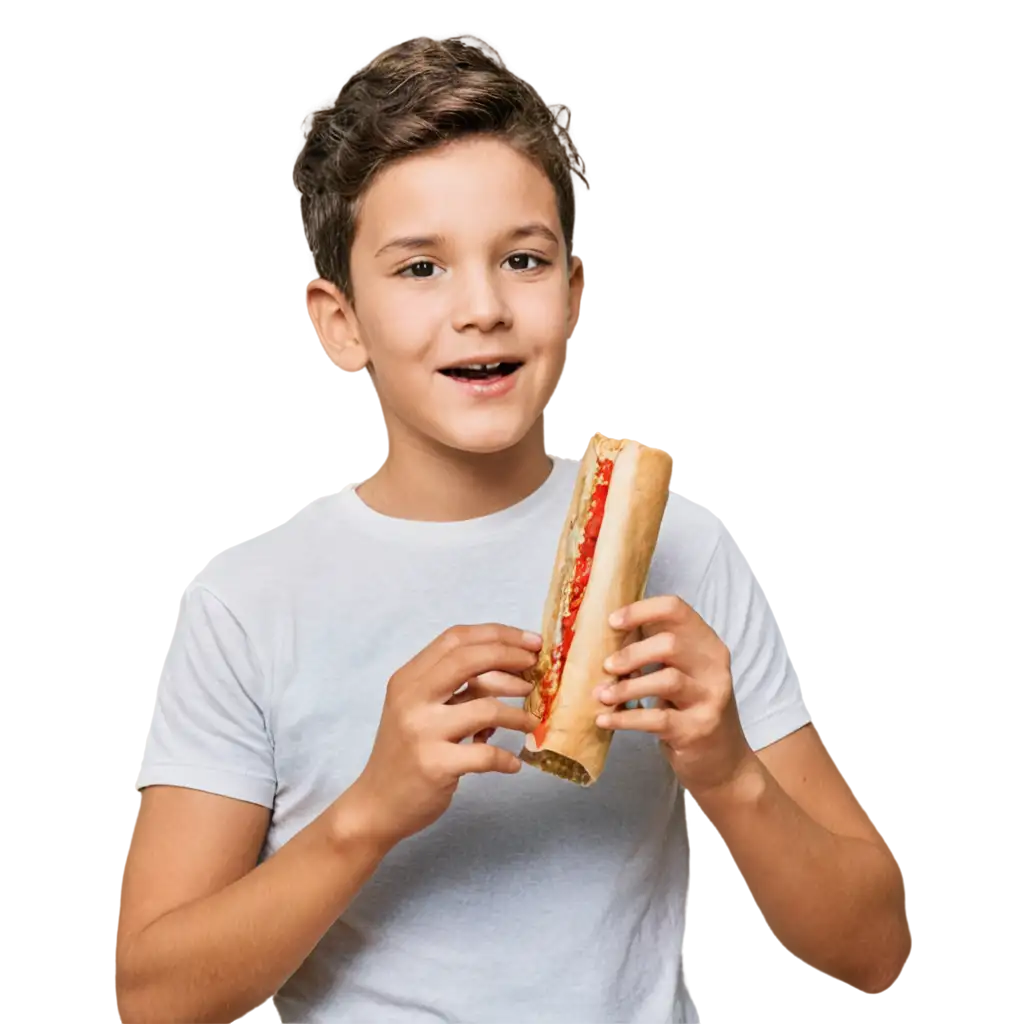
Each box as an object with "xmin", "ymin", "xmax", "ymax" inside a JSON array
[
  {"xmin": 566, "ymin": 256, "xmax": 584, "ymax": 338},
  {"xmin": 306, "ymin": 278, "xmax": 369, "ymax": 372}
]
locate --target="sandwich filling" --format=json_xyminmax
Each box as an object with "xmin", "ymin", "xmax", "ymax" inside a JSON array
[{"xmin": 532, "ymin": 456, "xmax": 615, "ymax": 748}]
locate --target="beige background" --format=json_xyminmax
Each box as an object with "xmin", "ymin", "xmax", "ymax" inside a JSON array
[{"xmin": 2, "ymin": 9, "xmax": 1024, "ymax": 1024}]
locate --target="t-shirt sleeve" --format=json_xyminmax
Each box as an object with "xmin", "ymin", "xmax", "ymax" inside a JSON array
[
  {"xmin": 135, "ymin": 581, "xmax": 277, "ymax": 808},
  {"xmin": 692, "ymin": 522, "xmax": 812, "ymax": 751}
]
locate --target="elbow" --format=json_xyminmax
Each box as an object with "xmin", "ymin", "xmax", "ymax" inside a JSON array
[
  {"xmin": 116, "ymin": 969, "xmax": 159, "ymax": 1024},
  {"xmin": 864, "ymin": 921, "xmax": 913, "ymax": 991},
  {"xmin": 116, "ymin": 938, "xmax": 252, "ymax": 1024},
  {"xmin": 859, "ymin": 852, "xmax": 911, "ymax": 994},
  {"xmin": 116, "ymin": 986, "xmax": 186, "ymax": 1024},
  {"xmin": 115, "ymin": 983, "xmax": 145, "ymax": 1024},
  {"xmin": 856, "ymin": 954, "xmax": 905, "ymax": 995},
  {"xmin": 112, "ymin": 942, "xmax": 176, "ymax": 1024},
  {"xmin": 115, "ymin": 950, "xmax": 144, "ymax": 1023},
  {"xmin": 839, "ymin": 909, "xmax": 913, "ymax": 995}
]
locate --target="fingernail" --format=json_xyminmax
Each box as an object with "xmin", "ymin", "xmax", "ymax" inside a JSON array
[
  {"xmin": 603, "ymin": 656, "xmax": 618, "ymax": 672},
  {"xmin": 609, "ymin": 611, "xmax": 625, "ymax": 628},
  {"xmin": 523, "ymin": 630, "xmax": 543, "ymax": 647},
  {"xmin": 592, "ymin": 685, "xmax": 614, "ymax": 703},
  {"xmin": 596, "ymin": 714, "xmax": 612, "ymax": 728}
]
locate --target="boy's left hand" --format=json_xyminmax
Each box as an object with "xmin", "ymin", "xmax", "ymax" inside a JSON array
[{"xmin": 594, "ymin": 594, "xmax": 756, "ymax": 797}]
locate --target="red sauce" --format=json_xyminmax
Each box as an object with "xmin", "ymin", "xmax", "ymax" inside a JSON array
[{"xmin": 532, "ymin": 457, "xmax": 614, "ymax": 747}]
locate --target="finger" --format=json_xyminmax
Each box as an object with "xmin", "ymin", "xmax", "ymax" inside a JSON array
[
  {"xmin": 608, "ymin": 594, "xmax": 690, "ymax": 632},
  {"xmin": 444, "ymin": 696, "xmax": 541, "ymax": 741},
  {"xmin": 603, "ymin": 630, "xmax": 679, "ymax": 677},
  {"xmin": 592, "ymin": 666, "xmax": 699, "ymax": 709},
  {"xmin": 445, "ymin": 742, "xmax": 523, "ymax": 777},
  {"xmin": 447, "ymin": 671, "xmax": 534, "ymax": 705},
  {"xmin": 594, "ymin": 705, "xmax": 678, "ymax": 735},
  {"xmin": 429, "ymin": 643, "xmax": 540, "ymax": 701},
  {"xmin": 398, "ymin": 624, "xmax": 543, "ymax": 688}
]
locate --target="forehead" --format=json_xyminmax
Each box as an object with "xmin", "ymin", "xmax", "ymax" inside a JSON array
[{"xmin": 355, "ymin": 136, "xmax": 559, "ymax": 246}]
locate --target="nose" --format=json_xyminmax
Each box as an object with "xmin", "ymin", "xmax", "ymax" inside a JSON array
[{"xmin": 450, "ymin": 265, "xmax": 513, "ymax": 333}]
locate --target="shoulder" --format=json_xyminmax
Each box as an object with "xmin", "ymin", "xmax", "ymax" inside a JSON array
[
  {"xmin": 189, "ymin": 489, "xmax": 349, "ymax": 620},
  {"xmin": 663, "ymin": 486, "xmax": 725, "ymax": 544},
  {"xmin": 647, "ymin": 487, "xmax": 727, "ymax": 604}
]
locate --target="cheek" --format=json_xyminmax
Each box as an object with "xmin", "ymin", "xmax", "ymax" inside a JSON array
[
  {"xmin": 517, "ymin": 287, "xmax": 570, "ymax": 360},
  {"xmin": 360, "ymin": 308, "xmax": 436, "ymax": 380}
]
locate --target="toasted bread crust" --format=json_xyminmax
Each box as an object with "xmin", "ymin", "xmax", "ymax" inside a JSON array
[
  {"xmin": 521, "ymin": 434, "xmax": 672, "ymax": 785},
  {"xmin": 523, "ymin": 441, "xmax": 599, "ymax": 719}
]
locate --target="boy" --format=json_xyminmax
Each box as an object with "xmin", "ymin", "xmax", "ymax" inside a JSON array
[{"xmin": 116, "ymin": 35, "xmax": 910, "ymax": 1024}]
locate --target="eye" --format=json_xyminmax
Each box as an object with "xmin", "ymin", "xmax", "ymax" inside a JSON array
[
  {"xmin": 505, "ymin": 253, "xmax": 549, "ymax": 271},
  {"xmin": 398, "ymin": 260, "xmax": 440, "ymax": 279}
]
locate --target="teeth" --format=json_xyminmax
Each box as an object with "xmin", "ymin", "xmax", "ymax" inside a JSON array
[{"xmin": 440, "ymin": 360, "xmax": 522, "ymax": 377}]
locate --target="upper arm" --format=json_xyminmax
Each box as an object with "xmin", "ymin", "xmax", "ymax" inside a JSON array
[
  {"xmin": 117, "ymin": 785, "xmax": 271, "ymax": 963},
  {"xmin": 690, "ymin": 522, "xmax": 812, "ymax": 754},
  {"xmin": 689, "ymin": 523, "xmax": 881, "ymax": 846},
  {"xmin": 755, "ymin": 723, "xmax": 891, "ymax": 854},
  {"xmin": 122, "ymin": 579, "xmax": 276, "ymax": 959}
]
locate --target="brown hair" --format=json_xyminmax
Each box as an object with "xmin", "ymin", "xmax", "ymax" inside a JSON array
[{"xmin": 292, "ymin": 35, "xmax": 588, "ymax": 309}]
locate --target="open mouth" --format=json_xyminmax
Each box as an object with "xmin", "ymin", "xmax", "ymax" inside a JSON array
[{"xmin": 438, "ymin": 361, "xmax": 523, "ymax": 383}]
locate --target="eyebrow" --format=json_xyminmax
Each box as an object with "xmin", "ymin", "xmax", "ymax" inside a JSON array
[
  {"xmin": 374, "ymin": 234, "xmax": 442, "ymax": 258},
  {"xmin": 374, "ymin": 222, "xmax": 560, "ymax": 258},
  {"xmin": 511, "ymin": 222, "xmax": 560, "ymax": 247}
]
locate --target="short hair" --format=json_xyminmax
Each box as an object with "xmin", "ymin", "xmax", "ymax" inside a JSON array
[{"xmin": 292, "ymin": 35, "xmax": 589, "ymax": 308}]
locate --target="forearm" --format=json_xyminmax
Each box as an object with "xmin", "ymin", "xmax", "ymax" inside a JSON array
[
  {"xmin": 690, "ymin": 754, "xmax": 910, "ymax": 993},
  {"xmin": 117, "ymin": 786, "xmax": 390, "ymax": 1024}
]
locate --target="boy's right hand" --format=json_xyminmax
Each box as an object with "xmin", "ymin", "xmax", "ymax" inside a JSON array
[{"xmin": 347, "ymin": 624, "xmax": 544, "ymax": 849}]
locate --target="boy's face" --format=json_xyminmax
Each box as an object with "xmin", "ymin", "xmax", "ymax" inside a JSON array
[{"xmin": 308, "ymin": 135, "xmax": 584, "ymax": 456}]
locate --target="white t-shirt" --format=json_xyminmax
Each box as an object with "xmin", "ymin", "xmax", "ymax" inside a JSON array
[{"xmin": 136, "ymin": 454, "xmax": 812, "ymax": 1023}]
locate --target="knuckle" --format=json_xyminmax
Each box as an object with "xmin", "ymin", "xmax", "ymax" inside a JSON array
[
  {"xmin": 419, "ymin": 750, "xmax": 450, "ymax": 786},
  {"xmin": 445, "ymin": 645, "xmax": 473, "ymax": 673},
  {"xmin": 439, "ymin": 628, "xmax": 465, "ymax": 653},
  {"xmin": 662, "ymin": 631, "xmax": 681, "ymax": 658},
  {"xmin": 455, "ymin": 623, "xmax": 499, "ymax": 646},
  {"xmin": 452, "ymin": 643, "xmax": 492, "ymax": 674},
  {"xmin": 691, "ymin": 705, "xmax": 718, "ymax": 737},
  {"xmin": 482, "ymin": 642, "xmax": 508, "ymax": 663},
  {"xmin": 666, "ymin": 668, "xmax": 687, "ymax": 694},
  {"xmin": 463, "ymin": 642, "xmax": 493, "ymax": 666},
  {"xmin": 482, "ymin": 697, "xmax": 507, "ymax": 725},
  {"xmin": 398, "ymin": 709, "xmax": 426, "ymax": 740},
  {"xmin": 711, "ymin": 683, "xmax": 732, "ymax": 714},
  {"xmin": 452, "ymin": 646, "xmax": 486, "ymax": 677},
  {"xmin": 490, "ymin": 747, "xmax": 513, "ymax": 773},
  {"xmin": 386, "ymin": 666, "xmax": 408, "ymax": 692}
]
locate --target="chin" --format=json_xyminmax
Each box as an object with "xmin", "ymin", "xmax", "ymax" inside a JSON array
[
  {"xmin": 433, "ymin": 416, "xmax": 535, "ymax": 456},
  {"xmin": 441, "ymin": 431, "xmax": 527, "ymax": 457}
]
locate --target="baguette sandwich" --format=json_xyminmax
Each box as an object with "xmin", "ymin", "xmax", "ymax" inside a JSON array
[{"xmin": 520, "ymin": 432, "xmax": 673, "ymax": 786}]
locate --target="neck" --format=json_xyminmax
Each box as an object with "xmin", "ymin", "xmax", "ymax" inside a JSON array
[{"xmin": 355, "ymin": 417, "xmax": 554, "ymax": 522}]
